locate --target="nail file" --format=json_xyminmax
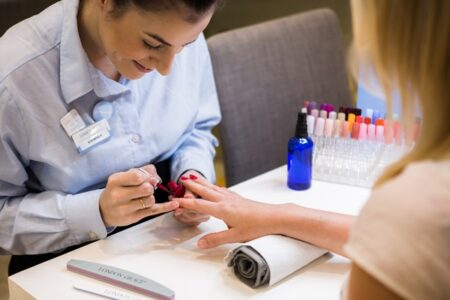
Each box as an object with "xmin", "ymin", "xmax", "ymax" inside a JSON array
[{"xmin": 67, "ymin": 259, "xmax": 175, "ymax": 300}]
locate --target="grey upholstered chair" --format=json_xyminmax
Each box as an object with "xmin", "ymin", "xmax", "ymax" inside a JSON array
[
  {"xmin": 0, "ymin": 0, "xmax": 58, "ymax": 36},
  {"xmin": 208, "ymin": 9, "xmax": 352, "ymax": 187}
]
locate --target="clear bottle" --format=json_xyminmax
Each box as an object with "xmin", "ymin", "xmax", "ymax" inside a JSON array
[{"xmin": 287, "ymin": 112, "xmax": 314, "ymax": 190}]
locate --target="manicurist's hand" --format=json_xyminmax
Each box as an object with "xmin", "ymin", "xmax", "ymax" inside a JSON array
[
  {"xmin": 174, "ymin": 176, "xmax": 284, "ymax": 249},
  {"xmin": 99, "ymin": 164, "xmax": 179, "ymax": 227},
  {"xmin": 171, "ymin": 170, "xmax": 210, "ymax": 226}
]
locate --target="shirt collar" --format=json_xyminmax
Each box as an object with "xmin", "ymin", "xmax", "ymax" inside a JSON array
[{"xmin": 60, "ymin": 0, "xmax": 129, "ymax": 104}]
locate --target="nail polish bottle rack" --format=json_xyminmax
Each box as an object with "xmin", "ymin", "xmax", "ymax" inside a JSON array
[
  {"xmin": 312, "ymin": 136, "xmax": 410, "ymax": 188},
  {"xmin": 300, "ymin": 101, "xmax": 418, "ymax": 188}
]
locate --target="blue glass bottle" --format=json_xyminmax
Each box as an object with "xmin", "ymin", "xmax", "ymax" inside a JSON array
[{"xmin": 287, "ymin": 112, "xmax": 314, "ymax": 190}]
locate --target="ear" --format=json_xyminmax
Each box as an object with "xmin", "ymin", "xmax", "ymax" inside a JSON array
[{"xmin": 98, "ymin": 0, "xmax": 115, "ymax": 16}]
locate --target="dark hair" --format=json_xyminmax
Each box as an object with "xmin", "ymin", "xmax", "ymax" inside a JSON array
[{"xmin": 110, "ymin": 0, "xmax": 222, "ymax": 22}]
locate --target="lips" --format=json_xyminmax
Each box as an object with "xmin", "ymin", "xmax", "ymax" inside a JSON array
[{"xmin": 133, "ymin": 60, "xmax": 153, "ymax": 73}]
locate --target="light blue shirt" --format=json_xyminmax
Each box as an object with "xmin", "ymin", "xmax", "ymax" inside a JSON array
[{"xmin": 0, "ymin": 0, "xmax": 221, "ymax": 255}]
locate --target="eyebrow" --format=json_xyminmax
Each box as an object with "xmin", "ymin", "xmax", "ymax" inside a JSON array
[{"xmin": 145, "ymin": 32, "xmax": 197, "ymax": 47}]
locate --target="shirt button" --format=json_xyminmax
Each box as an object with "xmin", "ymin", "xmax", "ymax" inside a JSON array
[
  {"xmin": 92, "ymin": 100, "xmax": 114, "ymax": 121},
  {"xmin": 89, "ymin": 232, "xmax": 98, "ymax": 240},
  {"xmin": 131, "ymin": 134, "xmax": 141, "ymax": 143}
]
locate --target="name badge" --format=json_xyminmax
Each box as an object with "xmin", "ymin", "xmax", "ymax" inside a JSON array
[
  {"xmin": 72, "ymin": 119, "xmax": 111, "ymax": 153},
  {"xmin": 60, "ymin": 109, "xmax": 86, "ymax": 137}
]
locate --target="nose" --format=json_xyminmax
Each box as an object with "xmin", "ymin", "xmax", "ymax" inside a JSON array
[{"xmin": 155, "ymin": 46, "xmax": 184, "ymax": 76}]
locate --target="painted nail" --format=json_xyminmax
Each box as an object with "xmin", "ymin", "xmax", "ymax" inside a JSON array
[
  {"xmin": 167, "ymin": 181, "xmax": 185, "ymax": 197},
  {"xmin": 180, "ymin": 176, "xmax": 189, "ymax": 181},
  {"xmin": 189, "ymin": 174, "xmax": 198, "ymax": 180}
]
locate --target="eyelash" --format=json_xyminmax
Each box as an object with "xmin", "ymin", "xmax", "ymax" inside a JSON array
[{"xmin": 143, "ymin": 41, "xmax": 162, "ymax": 50}]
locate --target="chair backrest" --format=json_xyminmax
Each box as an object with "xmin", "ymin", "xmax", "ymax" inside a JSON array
[
  {"xmin": 208, "ymin": 9, "xmax": 352, "ymax": 186},
  {"xmin": 0, "ymin": 0, "xmax": 58, "ymax": 36}
]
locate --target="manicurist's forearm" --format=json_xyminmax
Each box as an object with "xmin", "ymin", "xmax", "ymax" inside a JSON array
[{"xmin": 273, "ymin": 203, "xmax": 355, "ymax": 257}]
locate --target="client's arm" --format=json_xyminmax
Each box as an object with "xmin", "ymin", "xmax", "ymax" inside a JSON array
[{"xmin": 174, "ymin": 177, "xmax": 354, "ymax": 256}]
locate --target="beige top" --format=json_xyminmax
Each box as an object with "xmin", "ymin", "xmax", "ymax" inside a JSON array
[{"xmin": 344, "ymin": 160, "xmax": 450, "ymax": 299}]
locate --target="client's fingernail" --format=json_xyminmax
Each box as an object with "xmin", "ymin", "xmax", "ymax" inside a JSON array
[
  {"xmin": 189, "ymin": 174, "xmax": 198, "ymax": 180},
  {"xmin": 180, "ymin": 176, "xmax": 189, "ymax": 181},
  {"xmin": 198, "ymin": 239, "xmax": 207, "ymax": 249}
]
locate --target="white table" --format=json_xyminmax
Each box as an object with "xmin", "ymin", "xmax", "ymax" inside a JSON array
[{"xmin": 9, "ymin": 166, "xmax": 370, "ymax": 300}]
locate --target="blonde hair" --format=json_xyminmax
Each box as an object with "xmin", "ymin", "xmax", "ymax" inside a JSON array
[{"xmin": 351, "ymin": 0, "xmax": 450, "ymax": 187}]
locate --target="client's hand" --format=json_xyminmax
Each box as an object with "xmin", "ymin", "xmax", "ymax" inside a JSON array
[
  {"xmin": 174, "ymin": 176, "xmax": 282, "ymax": 249},
  {"xmin": 172, "ymin": 170, "xmax": 210, "ymax": 226}
]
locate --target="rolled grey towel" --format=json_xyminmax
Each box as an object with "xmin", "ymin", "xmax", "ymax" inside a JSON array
[
  {"xmin": 226, "ymin": 235, "xmax": 328, "ymax": 288},
  {"xmin": 227, "ymin": 245, "xmax": 270, "ymax": 288}
]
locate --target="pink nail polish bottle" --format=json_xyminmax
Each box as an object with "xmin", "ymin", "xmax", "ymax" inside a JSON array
[
  {"xmin": 367, "ymin": 124, "xmax": 376, "ymax": 141},
  {"xmin": 358, "ymin": 123, "xmax": 367, "ymax": 140},
  {"xmin": 328, "ymin": 111, "xmax": 337, "ymax": 120},
  {"xmin": 384, "ymin": 120, "xmax": 394, "ymax": 144},
  {"xmin": 324, "ymin": 119, "xmax": 334, "ymax": 138},
  {"xmin": 376, "ymin": 125, "xmax": 385, "ymax": 143}
]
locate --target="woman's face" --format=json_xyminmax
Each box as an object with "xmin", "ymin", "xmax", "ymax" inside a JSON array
[{"xmin": 97, "ymin": 4, "xmax": 213, "ymax": 79}]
